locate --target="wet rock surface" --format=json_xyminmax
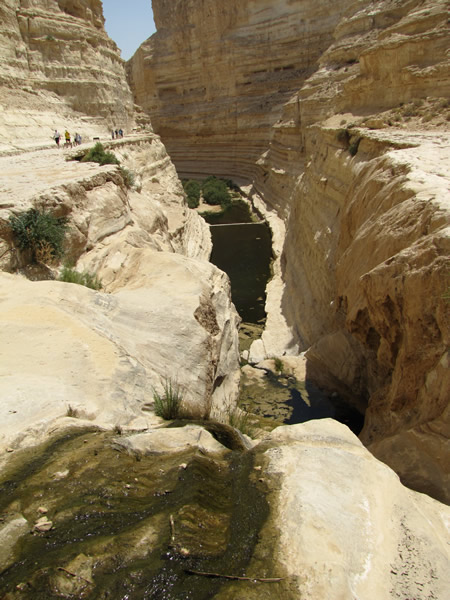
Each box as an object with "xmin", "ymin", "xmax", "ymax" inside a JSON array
[{"xmin": 0, "ymin": 426, "xmax": 270, "ymax": 599}]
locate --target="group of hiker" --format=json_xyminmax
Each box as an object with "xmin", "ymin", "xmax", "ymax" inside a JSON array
[
  {"xmin": 52, "ymin": 126, "xmax": 126, "ymax": 148},
  {"xmin": 53, "ymin": 129, "xmax": 82, "ymax": 148}
]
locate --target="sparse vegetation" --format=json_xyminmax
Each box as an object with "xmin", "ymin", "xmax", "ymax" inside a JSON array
[
  {"xmin": 336, "ymin": 128, "xmax": 350, "ymax": 146},
  {"xmin": 182, "ymin": 179, "xmax": 202, "ymax": 208},
  {"xmin": 9, "ymin": 208, "xmax": 68, "ymax": 263},
  {"xmin": 119, "ymin": 166, "xmax": 135, "ymax": 189},
  {"xmin": 81, "ymin": 142, "xmax": 119, "ymax": 166},
  {"xmin": 153, "ymin": 378, "xmax": 184, "ymax": 420},
  {"xmin": 202, "ymin": 176, "xmax": 232, "ymax": 209},
  {"xmin": 45, "ymin": 35, "xmax": 55, "ymax": 42},
  {"xmin": 66, "ymin": 405, "xmax": 79, "ymax": 418},
  {"xmin": 273, "ymin": 357, "xmax": 284, "ymax": 374},
  {"xmin": 349, "ymin": 137, "xmax": 361, "ymax": 156},
  {"xmin": 227, "ymin": 407, "xmax": 256, "ymax": 438},
  {"xmin": 59, "ymin": 266, "xmax": 102, "ymax": 290}
]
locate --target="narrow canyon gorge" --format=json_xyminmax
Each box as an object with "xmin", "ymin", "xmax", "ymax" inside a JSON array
[{"xmin": 0, "ymin": 1, "xmax": 448, "ymax": 598}]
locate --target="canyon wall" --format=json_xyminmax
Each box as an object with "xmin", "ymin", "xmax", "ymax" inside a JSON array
[
  {"xmin": 130, "ymin": 0, "xmax": 450, "ymax": 501},
  {"xmin": 0, "ymin": 0, "xmax": 136, "ymax": 153},
  {"xmin": 127, "ymin": 0, "xmax": 359, "ymax": 182}
]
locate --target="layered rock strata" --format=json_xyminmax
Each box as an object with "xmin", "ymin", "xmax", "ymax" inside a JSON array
[
  {"xmin": 127, "ymin": 0, "xmax": 359, "ymax": 181},
  {"xmin": 0, "ymin": 0, "xmax": 135, "ymax": 153}
]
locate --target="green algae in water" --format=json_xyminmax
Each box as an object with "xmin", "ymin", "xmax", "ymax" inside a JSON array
[{"xmin": 0, "ymin": 428, "xmax": 269, "ymax": 599}]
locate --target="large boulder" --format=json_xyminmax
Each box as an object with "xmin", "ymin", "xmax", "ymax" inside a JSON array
[
  {"xmin": 0, "ymin": 255, "xmax": 240, "ymax": 452},
  {"xmin": 247, "ymin": 420, "xmax": 450, "ymax": 600}
]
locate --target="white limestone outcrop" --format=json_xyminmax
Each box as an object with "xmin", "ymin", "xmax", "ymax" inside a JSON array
[{"xmin": 250, "ymin": 420, "xmax": 450, "ymax": 600}]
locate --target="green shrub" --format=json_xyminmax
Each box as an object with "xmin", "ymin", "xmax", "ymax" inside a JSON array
[
  {"xmin": 59, "ymin": 266, "xmax": 102, "ymax": 290},
  {"xmin": 9, "ymin": 208, "xmax": 68, "ymax": 263},
  {"xmin": 227, "ymin": 407, "xmax": 255, "ymax": 438},
  {"xmin": 349, "ymin": 137, "xmax": 361, "ymax": 156},
  {"xmin": 81, "ymin": 142, "xmax": 119, "ymax": 166},
  {"xmin": 273, "ymin": 357, "xmax": 284, "ymax": 373},
  {"xmin": 119, "ymin": 166, "xmax": 135, "ymax": 189},
  {"xmin": 183, "ymin": 179, "xmax": 201, "ymax": 208},
  {"xmin": 202, "ymin": 176, "xmax": 231, "ymax": 209},
  {"xmin": 153, "ymin": 378, "xmax": 183, "ymax": 420},
  {"xmin": 336, "ymin": 129, "xmax": 350, "ymax": 146}
]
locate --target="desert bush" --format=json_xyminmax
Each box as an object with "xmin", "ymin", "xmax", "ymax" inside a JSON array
[
  {"xmin": 349, "ymin": 137, "xmax": 361, "ymax": 156},
  {"xmin": 227, "ymin": 407, "xmax": 255, "ymax": 438},
  {"xmin": 202, "ymin": 176, "xmax": 231, "ymax": 209},
  {"xmin": 59, "ymin": 266, "xmax": 102, "ymax": 290},
  {"xmin": 9, "ymin": 208, "xmax": 68, "ymax": 263},
  {"xmin": 273, "ymin": 357, "xmax": 284, "ymax": 373},
  {"xmin": 81, "ymin": 142, "xmax": 119, "ymax": 166},
  {"xmin": 153, "ymin": 378, "xmax": 183, "ymax": 420},
  {"xmin": 336, "ymin": 129, "xmax": 350, "ymax": 145},
  {"xmin": 183, "ymin": 179, "xmax": 201, "ymax": 208},
  {"xmin": 119, "ymin": 166, "xmax": 135, "ymax": 189}
]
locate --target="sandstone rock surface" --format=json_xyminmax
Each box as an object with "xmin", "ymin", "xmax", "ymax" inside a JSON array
[
  {"xmin": 0, "ymin": 250, "xmax": 239, "ymax": 453},
  {"xmin": 128, "ymin": 0, "xmax": 359, "ymax": 181},
  {"xmin": 0, "ymin": 131, "xmax": 239, "ymax": 454},
  {"xmin": 114, "ymin": 425, "xmax": 229, "ymax": 458}
]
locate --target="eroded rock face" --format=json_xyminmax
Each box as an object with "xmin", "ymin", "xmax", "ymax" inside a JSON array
[
  {"xmin": 0, "ymin": 255, "xmax": 240, "ymax": 452},
  {"xmin": 0, "ymin": 0, "xmax": 135, "ymax": 153},
  {"xmin": 0, "ymin": 132, "xmax": 239, "ymax": 453}
]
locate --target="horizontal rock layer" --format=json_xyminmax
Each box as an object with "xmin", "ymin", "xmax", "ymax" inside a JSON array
[
  {"xmin": 127, "ymin": 0, "xmax": 358, "ymax": 181},
  {"xmin": 0, "ymin": 0, "xmax": 135, "ymax": 153}
]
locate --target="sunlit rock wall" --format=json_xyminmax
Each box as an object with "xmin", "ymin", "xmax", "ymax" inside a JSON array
[
  {"xmin": 127, "ymin": 0, "xmax": 357, "ymax": 182},
  {"xmin": 128, "ymin": 0, "xmax": 450, "ymax": 501},
  {"xmin": 0, "ymin": 0, "xmax": 135, "ymax": 152}
]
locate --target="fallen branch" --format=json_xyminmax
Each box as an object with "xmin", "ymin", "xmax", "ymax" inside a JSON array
[
  {"xmin": 186, "ymin": 569, "xmax": 283, "ymax": 583},
  {"xmin": 57, "ymin": 567, "xmax": 93, "ymax": 586},
  {"xmin": 169, "ymin": 514, "xmax": 176, "ymax": 544}
]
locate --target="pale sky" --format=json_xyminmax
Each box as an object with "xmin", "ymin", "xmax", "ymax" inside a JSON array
[{"xmin": 102, "ymin": 0, "xmax": 156, "ymax": 61}]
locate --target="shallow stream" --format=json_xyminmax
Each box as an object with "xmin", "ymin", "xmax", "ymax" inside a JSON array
[{"xmin": 0, "ymin": 427, "xmax": 272, "ymax": 599}]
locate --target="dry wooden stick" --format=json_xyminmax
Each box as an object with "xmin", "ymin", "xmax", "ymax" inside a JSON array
[
  {"xmin": 186, "ymin": 569, "xmax": 283, "ymax": 583},
  {"xmin": 57, "ymin": 566, "xmax": 93, "ymax": 586},
  {"xmin": 169, "ymin": 514, "xmax": 176, "ymax": 544}
]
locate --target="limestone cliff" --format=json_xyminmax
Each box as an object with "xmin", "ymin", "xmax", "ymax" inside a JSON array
[
  {"xmin": 127, "ymin": 0, "xmax": 359, "ymax": 181},
  {"xmin": 0, "ymin": 0, "xmax": 135, "ymax": 153},
  {"xmin": 130, "ymin": 0, "xmax": 450, "ymax": 501}
]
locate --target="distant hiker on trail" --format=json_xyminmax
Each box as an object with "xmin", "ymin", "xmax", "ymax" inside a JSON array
[
  {"xmin": 111, "ymin": 130, "xmax": 115, "ymax": 139},
  {"xmin": 53, "ymin": 130, "xmax": 61, "ymax": 147},
  {"xmin": 74, "ymin": 132, "xmax": 82, "ymax": 145},
  {"xmin": 119, "ymin": 128, "xmax": 123, "ymax": 138},
  {"xmin": 115, "ymin": 129, "xmax": 118, "ymax": 138},
  {"xmin": 64, "ymin": 130, "xmax": 72, "ymax": 148}
]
